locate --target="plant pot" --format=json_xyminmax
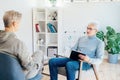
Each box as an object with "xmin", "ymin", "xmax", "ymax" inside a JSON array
[{"xmin": 108, "ymin": 54, "xmax": 118, "ymax": 64}]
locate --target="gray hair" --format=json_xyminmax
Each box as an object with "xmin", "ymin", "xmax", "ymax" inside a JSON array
[
  {"xmin": 3, "ymin": 10, "xmax": 22, "ymax": 27},
  {"xmin": 88, "ymin": 22, "xmax": 100, "ymax": 31}
]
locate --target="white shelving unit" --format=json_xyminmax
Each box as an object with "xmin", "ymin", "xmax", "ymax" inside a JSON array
[{"xmin": 32, "ymin": 8, "xmax": 58, "ymax": 63}]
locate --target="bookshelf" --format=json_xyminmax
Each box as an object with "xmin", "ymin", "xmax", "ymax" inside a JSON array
[{"xmin": 32, "ymin": 8, "xmax": 58, "ymax": 63}]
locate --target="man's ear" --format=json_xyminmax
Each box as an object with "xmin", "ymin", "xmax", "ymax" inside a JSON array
[
  {"xmin": 96, "ymin": 30, "xmax": 98, "ymax": 33},
  {"xmin": 12, "ymin": 21, "xmax": 16, "ymax": 27}
]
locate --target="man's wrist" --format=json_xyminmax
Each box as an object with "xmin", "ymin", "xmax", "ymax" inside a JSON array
[{"xmin": 87, "ymin": 58, "xmax": 91, "ymax": 63}]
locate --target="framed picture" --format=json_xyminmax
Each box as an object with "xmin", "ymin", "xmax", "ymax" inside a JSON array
[{"xmin": 47, "ymin": 46, "xmax": 58, "ymax": 57}]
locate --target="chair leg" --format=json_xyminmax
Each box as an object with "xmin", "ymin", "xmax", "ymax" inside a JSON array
[
  {"xmin": 78, "ymin": 61, "xmax": 99, "ymax": 80},
  {"xmin": 78, "ymin": 61, "xmax": 83, "ymax": 80},
  {"xmin": 92, "ymin": 65, "xmax": 99, "ymax": 80}
]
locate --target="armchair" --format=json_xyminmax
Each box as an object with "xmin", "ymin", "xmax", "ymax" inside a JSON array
[{"xmin": 0, "ymin": 52, "xmax": 26, "ymax": 80}]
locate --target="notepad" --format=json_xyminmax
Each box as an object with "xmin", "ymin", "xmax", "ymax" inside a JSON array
[{"xmin": 69, "ymin": 50, "xmax": 86, "ymax": 61}]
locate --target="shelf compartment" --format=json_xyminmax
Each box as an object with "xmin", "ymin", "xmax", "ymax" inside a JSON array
[
  {"xmin": 47, "ymin": 46, "xmax": 58, "ymax": 57},
  {"xmin": 34, "ymin": 9, "xmax": 46, "ymax": 21},
  {"xmin": 46, "ymin": 34, "xmax": 58, "ymax": 46},
  {"xmin": 37, "ymin": 34, "xmax": 46, "ymax": 46},
  {"xmin": 47, "ymin": 9, "xmax": 58, "ymax": 21}
]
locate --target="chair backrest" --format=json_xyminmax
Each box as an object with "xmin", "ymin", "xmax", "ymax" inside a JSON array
[{"xmin": 0, "ymin": 53, "xmax": 26, "ymax": 80}]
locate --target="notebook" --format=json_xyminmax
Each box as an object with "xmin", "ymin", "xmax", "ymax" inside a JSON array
[{"xmin": 69, "ymin": 50, "xmax": 86, "ymax": 61}]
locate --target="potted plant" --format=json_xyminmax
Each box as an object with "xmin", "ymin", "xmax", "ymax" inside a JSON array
[
  {"xmin": 96, "ymin": 31, "xmax": 105, "ymax": 41},
  {"xmin": 105, "ymin": 26, "xmax": 120, "ymax": 64}
]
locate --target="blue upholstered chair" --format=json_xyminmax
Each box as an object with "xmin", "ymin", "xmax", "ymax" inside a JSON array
[{"xmin": 0, "ymin": 53, "xmax": 26, "ymax": 80}]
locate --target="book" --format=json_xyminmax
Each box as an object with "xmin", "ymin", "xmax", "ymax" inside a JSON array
[
  {"xmin": 47, "ymin": 23, "xmax": 57, "ymax": 33},
  {"xmin": 35, "ymin": 23, "xmax": 40, "ymax": 32},
  {"xmin": 69, "ymin": 50, "xmax": 86, "ymax": 61}
]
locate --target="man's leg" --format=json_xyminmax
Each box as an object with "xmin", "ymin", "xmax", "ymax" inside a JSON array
[
  {"xmin": 49, "ymin": 58, "xmax": 71, "ymax": 80},
  {"xmin": 65, "ymin": 61, "xmax": 80, "ymax": 80}
]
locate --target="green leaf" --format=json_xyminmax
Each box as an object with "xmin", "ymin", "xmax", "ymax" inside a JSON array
[
  {"xmin": 105, "ymin": 26, "xmax": 120, "ymax": 54},
  {"xmin": 96, "ymin": 31, "xmax": 104, "ymax": 41}
]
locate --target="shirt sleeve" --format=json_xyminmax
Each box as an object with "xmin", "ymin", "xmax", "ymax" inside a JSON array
[
  {"xmin": 89, "ymin": 41, "xmax": 105, "ymax": 65},
  {"xmin": 16, "ymin": 40, "xmax": 43, "ymax": 71}
]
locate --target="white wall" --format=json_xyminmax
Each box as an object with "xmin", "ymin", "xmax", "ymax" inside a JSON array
[
  {"xmin": 62, "ymin": 2, "xmax": 120, "ymax": 33},
  {"xmin": 62, "ymin": 3, "xmax": 120, "ymax": 39},
  {"xmin": 0, "ymin": 0, "xmax": 36, "ymax": 53}
]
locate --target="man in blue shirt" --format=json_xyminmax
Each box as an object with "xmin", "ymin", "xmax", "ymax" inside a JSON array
[{"xmin": 49, "ymin": 22, "xmax": 105, "ymax": 80}]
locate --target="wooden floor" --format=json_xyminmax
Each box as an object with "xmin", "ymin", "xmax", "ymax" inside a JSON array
[{"xmin": 41, "ymin": 59, "xmax": 120, "ymax": 80}]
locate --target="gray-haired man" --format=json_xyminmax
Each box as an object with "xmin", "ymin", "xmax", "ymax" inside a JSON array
[{"xmin": 49, "ymin": 22, "xmax": 105, "ymax": 80}]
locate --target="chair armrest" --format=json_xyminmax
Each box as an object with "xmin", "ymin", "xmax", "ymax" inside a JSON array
[{"xmin": 54, "ymin": 54, "xmax": 68, "ymax": 58}]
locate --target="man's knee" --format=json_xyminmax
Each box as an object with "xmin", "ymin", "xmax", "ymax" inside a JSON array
[
  {"xmin": 66, "ymin": 62, "xmax": 74, "ymax": 69},
  {"xmin": 49, "ymin": 58, "xmax": 57, "ymax": 66},
  {"xmin": 65, "ymin": 61, "xmax": 79, "ymax": 70}
]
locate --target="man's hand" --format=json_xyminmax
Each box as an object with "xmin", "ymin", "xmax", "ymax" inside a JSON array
[{"xmin": 78, "ymin": 54, "xmax": 90, "ymax": 62}]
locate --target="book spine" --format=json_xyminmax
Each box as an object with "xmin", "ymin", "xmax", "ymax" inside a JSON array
[
  {"xmin": 35, "ymin": 24, "xmax": 40, "ymax": 32},
  {"xmin": 47, "ymin": 23, "xmax": 56, "ymax": 33},
  {"xmin": 53, "ymin": 25, "xmax": 57, "ymax": 32}
]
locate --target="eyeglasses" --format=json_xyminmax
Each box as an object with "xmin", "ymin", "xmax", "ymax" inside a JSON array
[{"xmin": 87, "ymin": 27, "xmax": 96, "ymax": 31}]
